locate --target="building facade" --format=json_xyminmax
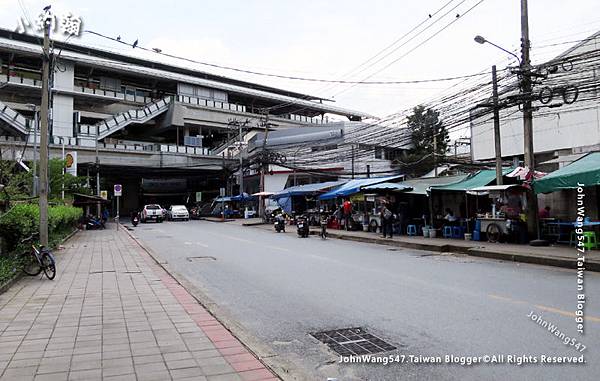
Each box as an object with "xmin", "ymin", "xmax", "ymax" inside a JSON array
[
  {"xmin": 0, "ymin": 29, "xmax": 369, "ymax": 213},
  {"xmin": 470, "ymin": 31, "xmax": 600, "ymax": 169}
]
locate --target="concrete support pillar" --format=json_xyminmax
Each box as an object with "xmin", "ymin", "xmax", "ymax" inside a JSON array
[{"xmin": 51, "ymin": 61, "xmax": 75, "ymax": 138}]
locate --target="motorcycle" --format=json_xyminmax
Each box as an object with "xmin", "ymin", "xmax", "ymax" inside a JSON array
[
  {"xmin": 131, "ymin": 212, "xmax": 139, "ymax": 227},
  {"xmin": 273, "ymin": 212, "xmax": 285, "ymax": 233},
  {"xmin": 86, "ymin": 215, "xmax": 106, "ymax": 230},
  {"xmin": 319, "ymin": 210, "xmax": 329, "ymax": 240},
  {"xmin": 296, "ymin": 214, "xmax": 309, "ymax": 238}
]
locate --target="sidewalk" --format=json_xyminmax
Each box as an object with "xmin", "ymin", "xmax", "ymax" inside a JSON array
[
  {"xmin": 250, "ymin": 222, "xmax": 600, "ymax": 272},
  {"xmin": 0, "ymin": 228, "xmax": 277, "ymax": 381}
]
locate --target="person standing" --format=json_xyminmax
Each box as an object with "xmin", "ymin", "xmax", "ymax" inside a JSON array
[
  {"xmin": 343, "ymin": 198, "xmax": 353, "ymax": 231},
  {"xmin": 380, "ymin": 201, "xmax": 394, "ymax": 238}
]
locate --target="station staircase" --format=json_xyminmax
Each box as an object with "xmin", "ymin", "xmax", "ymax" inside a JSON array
[
  {"xmin": 88, "ymin": 96, "xmax": 172, "ymax": 140},
  {"xmin": 0, "ymin": 99, "xmax": 30, "ymax": 136}
]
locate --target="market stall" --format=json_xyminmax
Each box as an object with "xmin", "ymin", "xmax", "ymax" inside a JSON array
[
  {"xmin": 270, "ymin": 180, "xmax": 347, "ymax": 222},
  {"xmin": 534, "ymin": 152, "xmax": 600, "ymax": 246},
  {"xmin": 318, "ymin": 175, "xmax": 404, "ymax": 230},
  {"xmin": 429, "ymin": 169, "xmax": 519, "ymax": 241},
  {"xmin": 467, "ymin": 184, "xmax": 527, "ymax": 243}
]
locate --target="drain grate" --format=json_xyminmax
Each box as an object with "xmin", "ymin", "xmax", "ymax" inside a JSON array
[
  {"xmin": 311, "ymin": 327, "xmax": 396, "ymax": 356},
  {"xmin": 186, "ymin": 256, "xmax": 216, "ymax": 262}
]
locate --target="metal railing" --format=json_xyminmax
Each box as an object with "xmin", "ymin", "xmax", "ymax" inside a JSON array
[
  {"xmin": 0, "ymin": 100, "xmax": 30, "ymax": 135},
  {"xmin": 175, "ymin": 95, "xmax": 326, "ymax": 125},
  {"xmin": 79, "ymin": 96, "xmax": 172, "ymax": 139}
]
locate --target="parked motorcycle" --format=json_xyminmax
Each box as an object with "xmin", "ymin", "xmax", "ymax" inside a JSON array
[
  {"xmin": 273, "ymin": 212, "xmax": 285, "ymax": 233},
  {"xmin": 86, "ymin": 215, "xmax": 106, "ymax": 230},
  {"xmin": 296, "ymin": 214, "xmax": 309, "ymax": 238}
]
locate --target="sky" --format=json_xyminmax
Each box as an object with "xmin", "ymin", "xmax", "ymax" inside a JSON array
[{"xmin": 1, "ymin": 0, "xmax": 600, "ymax": 126}]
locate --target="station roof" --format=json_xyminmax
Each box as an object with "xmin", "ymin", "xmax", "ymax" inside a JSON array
[{"xmin": 0, "ymin": 29, "xmax": 372, "ymax": 119}]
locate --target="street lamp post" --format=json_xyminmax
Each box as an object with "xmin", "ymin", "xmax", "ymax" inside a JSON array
[
  {"xmin": 474, "ymin": 17, "xmax": 542, "ymax": 243},
  {"xmin": 26, "ymin": 104, "xmax": 39, "ymax": 197}
]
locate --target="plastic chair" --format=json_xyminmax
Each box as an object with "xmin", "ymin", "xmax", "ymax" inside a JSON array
[
  {"xmin": 570, "ymin": 231, "xmax": 577, "ymax": 247},
  {"xmin": 407, "ymin": 225, "xmax": 417, "ymax": 236},
  {"xmin": 452, "ymin": 226, "xmax": 465, "ymax": 239},
  {"xmin": 583, "ymin": 232, "xmax": 598, "ymax": 250},
  {"xmin": 442, "ymin": 225, "xmax": 453, "ymax": 238}
]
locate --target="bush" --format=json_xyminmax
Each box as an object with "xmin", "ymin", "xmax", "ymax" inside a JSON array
[{"xmin": 0, "ymin": 204, "xmax": 82, "ymax": 252}]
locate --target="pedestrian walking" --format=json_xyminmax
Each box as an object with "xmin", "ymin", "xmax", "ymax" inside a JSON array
[{"xmin": 380, "ymin": 201, "xmax": 394, "ymax": 238}]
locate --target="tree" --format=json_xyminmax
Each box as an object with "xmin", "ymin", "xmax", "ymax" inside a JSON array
[
  {"xmin": 395, "ymin": 105, "xmax": 449, "ymax": 177},
  {"xmin": 406, "ymin": 105, "xmax": 448, "ymax": 155},
  {"xmin": 0, "ymin": 158, "xmax": 90, "ymax": 209}
]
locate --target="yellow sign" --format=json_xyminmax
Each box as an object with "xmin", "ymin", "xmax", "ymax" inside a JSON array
[
  {"xmin": 100, "ymin": 190, "xmax": 108, "ymax": 200},
  {"xmin": 350, "ymin": 193, "xmax": 364, "ymax": 203}
]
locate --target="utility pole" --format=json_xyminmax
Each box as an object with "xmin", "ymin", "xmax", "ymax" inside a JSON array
[
  {"xmin": 433, "ymin": 128, "xmax": 438, "ymax": 177},
  {"xmin": 30, "ymin": 107, "xmax": 38, "ymax": 197},
  {"xmin": 520, "ymin": 0, "xmax": 538, "ymax": 238},
  {"xmin": 492, "ymin": 65, "xmax": 503, "ymax": 185},
  {"xmin": 351, "ymin": 144, "xmax": 355, "ymax": 179},
  {"xmin": 96, "ymin": 125, "xmax": 101, "ymax": 217},
  {"xmin": 259, "ymin": 115, "xmax": 270, "ymax": 218},
  {"xmin": 38, "ymin": 15, "xmax": 51, "ymax": 246},
  {"xmin": 61, "ymin": 138, "xmax": 65, "ymax": 200},
  {"xmin": 238, "ymin": 120, "xmax": 244, "ymax": 196}
]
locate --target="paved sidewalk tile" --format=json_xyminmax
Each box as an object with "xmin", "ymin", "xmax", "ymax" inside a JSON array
[{"xmin": 0, "ymin": 228, "xmax": 277, "ymax": 381}]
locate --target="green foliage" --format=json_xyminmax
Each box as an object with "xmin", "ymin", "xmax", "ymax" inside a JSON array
[
  {"xmin": 398, "ymin": 105, "xmax": 450, "ymax": 177},
  {"xmin": 0, "ymin": 255, "xmax": 20, "ymax": 285},
  {"xmin": 47, "ymin": 158, "xmax": 91, "ymax": 198},
  {"xmin": 0, "ymin": 160, "xmax": 31, "ymax": 203},
  {"xmin": 0, "ymin": 158, "xmax": 91, "ymax": 205},
  {"xmin": 0, "ymin": 204, "xmax": 81, "ymax": 251},
  {"xmin": 406, "ymin": 105, "xmax": 449, "ymax": 155}
]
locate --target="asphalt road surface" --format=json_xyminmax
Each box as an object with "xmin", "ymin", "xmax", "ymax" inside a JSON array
[{"xmin": 131, "ymin": 220, "xmax": 599, "ymax": 381}]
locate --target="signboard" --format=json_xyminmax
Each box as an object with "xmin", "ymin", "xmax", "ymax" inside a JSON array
[
  {"xmin": 350, "ymin": 193, "xmax": 364, "ymax": 203},
  {"xmin": 114, "ymin": 184, "xmax": 122, "ymax": 197},
  {"xmin": 65, "ymin": 151, "xmax": 77, "ymax": 176},
  {"xmin": 220, "ymin": 187, "xmax": 226, "ymax": 197},
  {"xmin": 100, "ymin": 190, "xmax": 108, "ymax": 200},
  {"xmin": 195, "ymin": 192, "xmax": 202, "ymax": 202}
]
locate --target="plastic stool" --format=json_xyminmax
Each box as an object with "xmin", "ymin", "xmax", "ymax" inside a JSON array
[
  {"xmin": 583, "ymin": 232, "xmax": 598, "ymax": 250},
  {"xmin": 443, "ymin": 225, "xmax": 453, "ymax": 238},
  {"xmin": 407, "ymin": 225, "xmax": 417, "ymax": 236},
  {"xmin": 452, "ymin": 226, "xmax": 465, "ymax": 239},
  {"xmin": 570, "ymin": 231, "xmax": 577, "ymax": 247}
]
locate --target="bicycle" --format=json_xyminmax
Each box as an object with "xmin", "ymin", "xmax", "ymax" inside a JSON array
[{"xmin": 21, "ymin": 235, "xmax": 56, "ymax": 280}]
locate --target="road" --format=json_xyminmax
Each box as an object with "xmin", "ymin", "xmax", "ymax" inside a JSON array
[{"xmin": 131, "ymin": 220, "xmax": 599, "ymax": 381}]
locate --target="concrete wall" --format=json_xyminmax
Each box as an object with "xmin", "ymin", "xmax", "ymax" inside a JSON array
[
  {"xmin": 52, "ymin": 61, "xmax": 74, "ymax": 137},
  {"xmin": 470, "ymin": 104, "xmax": 600, "ymax": 161},
  {"xmin": 470, "ymin": 35, "xmax": 600, "ymax": 161}
]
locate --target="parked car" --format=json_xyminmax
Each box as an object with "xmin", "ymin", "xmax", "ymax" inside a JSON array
[
  {"xmin": 141, "ymin": 204, "xmax": 164, "ymax": 223},
  {"xmin": 167, "ymin": 205, "xmax": 190, "ymax": 221}
]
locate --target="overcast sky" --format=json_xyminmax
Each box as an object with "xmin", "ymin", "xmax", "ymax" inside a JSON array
[{"xmin": 2, "ymin": 0, "xmax": 600, "ymax": 123}]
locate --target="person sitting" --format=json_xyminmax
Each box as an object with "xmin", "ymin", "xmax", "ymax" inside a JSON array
[
  {"xmin": 538, "ymin": 206, "xmax": 551, "ymax": 219},
  {"xmin": 444, "ymin": 208, "xmax": 458, "ymax": 224}
]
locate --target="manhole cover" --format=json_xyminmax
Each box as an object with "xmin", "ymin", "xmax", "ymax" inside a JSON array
[{"xmin": 311, "ymin": 327, "xmax": 396, "ymax": 356}]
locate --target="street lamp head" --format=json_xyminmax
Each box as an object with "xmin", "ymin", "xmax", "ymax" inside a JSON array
[{"xmin": 474, "ymin": 35, "xmax": 486, "ymax": 44}]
